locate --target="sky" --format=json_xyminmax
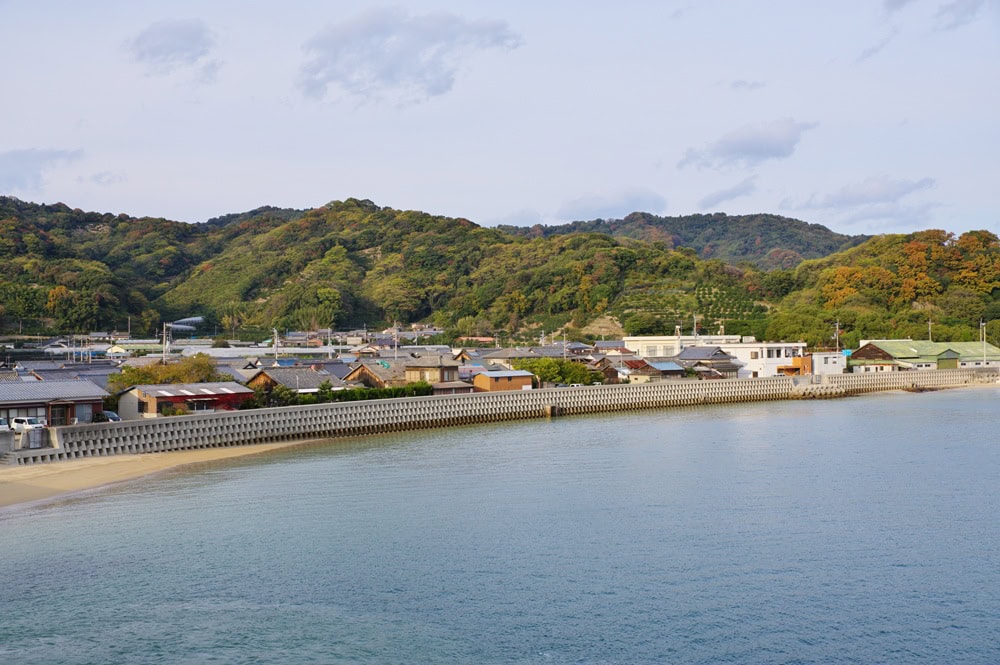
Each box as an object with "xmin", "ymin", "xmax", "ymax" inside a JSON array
[{"xmin": 1, "ymin": 0, "xmax": 998, "ymax": 237}]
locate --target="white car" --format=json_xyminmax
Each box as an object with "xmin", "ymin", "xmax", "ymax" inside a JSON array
[{"xmin": 11, "ymin": 417, "xmax": 45, "ymax": 433}]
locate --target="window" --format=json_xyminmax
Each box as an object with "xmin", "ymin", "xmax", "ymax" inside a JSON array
[
  {"xmin": 824, "ymin": 357, "xmax": 830, "ymax": 364},
  {"xmin": 138, "ymin": 401, "xmax": 147, "ymax": 413},
  {"xmin": 750, "ymin": 352, "xmax": 759, "ymax": 360}
]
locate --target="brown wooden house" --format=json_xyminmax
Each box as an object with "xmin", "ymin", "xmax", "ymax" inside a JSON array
[
  {"xmin": 472, "ymin": 370, "xmax": 535, "ymax": 392},
  {"xmin": 342, "ymin": 360, "xmax": 408, "ymax": 389},
  {"xmin": 404, "ymin": 356, "xmax": 461, "ymax": 384}
]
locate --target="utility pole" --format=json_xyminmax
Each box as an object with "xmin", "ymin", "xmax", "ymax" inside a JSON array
[
  {"xmin": 928, "ymin": 318, "xmax": 933, "ymax": 342},
  {"xmin": 834, "ymin": 320, "xmax": 840, "ymax": 353},
  {"xmin": 982, "ymin": 319, "xmax": 987, "ymax": 365},
  {"xmin": 162, "ymin": 321, "xmax": 169, "ymax": 363}
]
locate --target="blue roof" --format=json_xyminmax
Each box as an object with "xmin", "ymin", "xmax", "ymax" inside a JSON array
[{"xmin": 649, "ymin": 361, "xmax": 684, "ymax": 372}]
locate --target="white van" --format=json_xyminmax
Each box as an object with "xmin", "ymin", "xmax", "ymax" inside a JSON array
[{"xmin": 12, "ymin": 417, "xmax": 45, "ymax": 433}]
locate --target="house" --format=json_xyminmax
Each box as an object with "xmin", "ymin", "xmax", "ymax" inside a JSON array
[
  {"xmin": 472, "ymin": 370, "xmax": 535, "ymax": 392},
  {"xmin": 0, "ymin": 379, "xmax": 109, "ymax": 426},
  {"xmin": 341, "ymin": 360, "xmax": 408, "ymax": 389},
  {"xmin": 404, "ymin": 356, "xmax": 461, "ymax": 384},
  {"xmin": 621, "ymin": 359, "xmax": 658, "ymax": 383},
  {"xmin": 452, "ymin": 348, "xmax": 482, "ymax": 363},
  {"xmin": 593, "ymin": 340, "xmax": 629, "ymax": 352},
  {"xmin": 431, "ymin": 381, "xmax": 475, "ymax": 395},
  {"xmin": 669, "ymin": 346, "xmax": 742, "ymax": 379},
  {"xmin": 14, "ymin": 360, "xmax": 122, "ymax": 390},
  {"xmin": 624, "ymin": 334, "xmax": 806, "ymax": 378},
  {"xmin": 617, "ymin": 359, "xmax": 687, "ymax": 383},
  {"xmin": 477, "ymin": 348, "xmax": 543, "ymax": 369},
  {"xmin": 301, "ymin": 359, "xmax": 354, "ymax": 381},
  {"xmin": 623, "ymin": 334, "xmax": 746, "ymax": 358},
  {"xmin": 848, "ymin": 340, "xmax": 1000, "ymax": 372},
  {"xmin": 246, "ymin": 367, "xmax": 343, "ymax": 395},
  {"xmin": 808, "ymin": 351, "xmax": 847, "ymax": 376},
  {"xmin": 455, "ymin": 336, "xmax": 496, "ymax": 346},
  {"xmin": 564, "ymin": 341, "xmax": 594, "ymax": 356},
  {"xmin": 648, "ymin": 361, "xmax": 687, "ymax": 378},
  {"xmin": 117, "ymin": 382, "xmax": 254, "ymax": 419},
  {"xmin": 587, "ymin": 359, "xmax": 622, "ymax": 384}
]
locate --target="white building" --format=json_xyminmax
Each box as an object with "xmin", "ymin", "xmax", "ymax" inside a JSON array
[
  {"xmin": 810, "ymin": 351, "xmax": 846, "ymax": 376},
  {"xmin": 622, "ymin": 334, "xmax": 746, "ymax": 359},
  {"xmin": 623, "ymin": 335, "xmax": 809, "ymax": 379}
]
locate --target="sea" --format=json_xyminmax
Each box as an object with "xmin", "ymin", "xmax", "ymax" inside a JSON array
[{"xmin": 1, "ymin": 387, "xmax": 998, "ymax": 664}]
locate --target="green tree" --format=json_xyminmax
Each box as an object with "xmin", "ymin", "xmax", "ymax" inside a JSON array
[{"xmin": 107, "ymin": 353, "xmax": 228, "ymax": 394}]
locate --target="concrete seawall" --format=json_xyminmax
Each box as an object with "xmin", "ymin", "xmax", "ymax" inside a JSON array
[{"xmin": 10, "ymin": 369, "xmax": 997, "ymax": 466}]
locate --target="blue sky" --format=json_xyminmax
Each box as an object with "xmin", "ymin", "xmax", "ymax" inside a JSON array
[{"xmin": 1, "ymin": 0, "xmax": 997, "ymax": 236}]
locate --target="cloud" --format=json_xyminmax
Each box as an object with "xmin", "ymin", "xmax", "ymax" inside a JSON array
[
  {"xmin": 298, "ymin": 7, "xmax": 522, "ymax": 104},
  {"xmin": 0, "ymin": 149, "xmax": 83, "ymax": 191},
  {"xmin": 79, "ymin": 171, "xmax": 127, "ymax": 187},
  {"xmin": 730, "ymin": 79, "xmax": 765, "ymax": 91},
  {"xmin": 698, "ymin": 176, "xmax": 757, "ymax": 209},
  {"xmin": 126, "ymin": 19, "xmax": 221, "ymax": 79},
  {"xmin": 883, "ymin": 0, "xmax": 919, "ymax": 12},
  {"xmin": 935, "ymin": 0, "xmax": 987, "ymax": 30},
  {"xmin": 837, "ymin": 201, "xmax": 940, "ymax": 229},
  {"xmin": 789, "ymin": 175, "xmax": 938, "ymax": 231},
  {"xmin": 858, "ymin": 29, "xmax": 899, "ymax": 61},
  {"xmin": 804, "ymin": 175, "xmax": 935, "ymax": 209},
  {"xmin": 555, "ymin": 188, "xmax": 667, "ymax": 221},
  {"xmin": 679, "ymin": 118, "xmax": 817, "ymax": 169}
]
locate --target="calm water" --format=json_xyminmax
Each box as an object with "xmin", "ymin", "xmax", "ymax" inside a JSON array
[{"xmin": 1, "ymin": 388, "xmax": 999, "ymax": 664}]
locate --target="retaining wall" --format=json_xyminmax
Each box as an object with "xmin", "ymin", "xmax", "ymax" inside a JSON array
[
  {"xmin": 11, "ymin": 369, "xmax": 997, "ymax": 466},
  {"xmin": 820, "ymin": 368, "xmax": 995, "ymax": 394}
]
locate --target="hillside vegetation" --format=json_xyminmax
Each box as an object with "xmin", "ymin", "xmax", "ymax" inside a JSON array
[
  {"xmin": 2, "ymin": 196, "xmax": 999, "ymax": 348},
  {"xmin": 498, "ymin": 211, "xmax": 868, "ymax": 270}
]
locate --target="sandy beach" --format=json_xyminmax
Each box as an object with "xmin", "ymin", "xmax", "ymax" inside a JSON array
[{"xmin": 0, "ymin": 441, "xmax": 316, "ymax": 510}]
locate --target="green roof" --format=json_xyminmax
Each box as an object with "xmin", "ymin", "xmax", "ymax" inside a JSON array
[{"xmin": 862, "ymin": 340, "xmax": 1000, "ymax": 363}]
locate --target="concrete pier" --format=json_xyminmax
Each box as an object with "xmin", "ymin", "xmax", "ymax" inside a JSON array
[{"xmin": 10, "ymin": 368, "xmax": 997, "ymax": 466}]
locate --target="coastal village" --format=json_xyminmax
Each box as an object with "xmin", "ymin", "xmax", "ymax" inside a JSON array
[{"xmin": 3, "ymin": 324, "xmax": 1000, "ymax": 458}]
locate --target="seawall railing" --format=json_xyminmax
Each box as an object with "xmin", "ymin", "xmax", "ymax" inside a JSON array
[{"xmin": 10, "ymin": 368, "xmax": 997, "ymax": 466}]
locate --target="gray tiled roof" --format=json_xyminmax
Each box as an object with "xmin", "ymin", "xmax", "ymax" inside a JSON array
[
  {"xmin": 254, "ymin": 368, "xmax": 342, "ymax": 391},
  {"xmin": 675, "ymin": 346, "xmax": 730, "ymax": 360},
  {"xmin": 0, "ymin": 379, "xmax": 109, "ymax": 404}
]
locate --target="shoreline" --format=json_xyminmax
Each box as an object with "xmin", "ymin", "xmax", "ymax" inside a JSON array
[
  {"xmin": 0, "ymin": 439, "xmax": 321, "ymax": 511},
  {"xmin": 2, "ymin": 381, "xmax": 995, "ymax": 511}
]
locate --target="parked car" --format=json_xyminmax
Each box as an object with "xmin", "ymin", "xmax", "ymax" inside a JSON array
[
  {"xmin": 11, "ymin": 417, "xmax": 45, "ymax": 433},
  {"xmin": 91, "ymin": 411, "xmax": 122, "ymax": 423},
  {"xmin": 0, "ymin": 417, "xmax": 11, "ymax": 432}
]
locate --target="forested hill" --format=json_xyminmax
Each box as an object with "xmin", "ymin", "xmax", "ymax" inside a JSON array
[
  {"xmin": 2, "ymin": 196, "xmax": 999, "ymax": 349},
  {"xmin": 497, "ymin": 212, "xmax": 868, "ymax": 270}
]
